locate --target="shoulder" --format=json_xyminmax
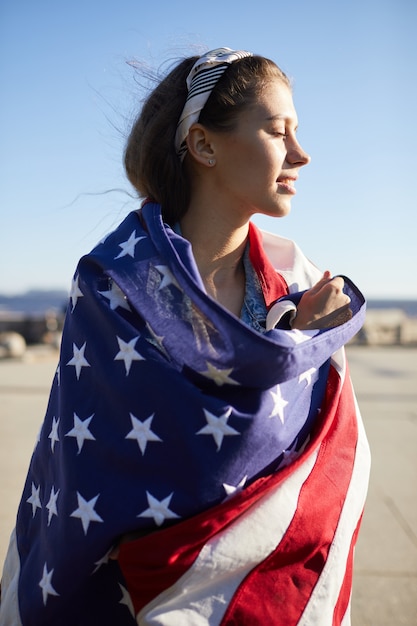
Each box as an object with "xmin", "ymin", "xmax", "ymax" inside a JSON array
[
  {"xmin": 68, "ymin": 210, "xmax": 149, "ymax": 314},
  {"xmin": 88, "ymin": 211, "xmax": 146, "ymax": 264}
]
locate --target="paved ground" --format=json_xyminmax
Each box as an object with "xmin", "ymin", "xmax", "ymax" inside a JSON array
[
  {"xmin": 347, "ymin": 346, "xmax": 417, "ymax": 625},
  {"xmin": 0, "ymin": 345, "xmax": 416, "ymax": 624}
]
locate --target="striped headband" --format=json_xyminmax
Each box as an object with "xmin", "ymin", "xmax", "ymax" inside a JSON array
[{"xmin": 174, "ymin": 47, "xmax": 253, "ymax": 161}]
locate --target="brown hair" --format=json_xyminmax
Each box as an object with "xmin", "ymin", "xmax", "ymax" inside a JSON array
[{"xmin": 124, "ymin": 54, "xmax": 290, "ymax": 225}]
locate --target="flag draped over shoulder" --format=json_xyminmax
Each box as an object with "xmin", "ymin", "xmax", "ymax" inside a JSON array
[{"xmin": 0, "ymin": 202, "xmax": 370, "ymax": 626}]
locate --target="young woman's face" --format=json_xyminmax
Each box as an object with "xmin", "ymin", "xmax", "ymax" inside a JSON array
[{"xmin": 210, "ymin": 79, "xmax": 310, "ymax": 220}]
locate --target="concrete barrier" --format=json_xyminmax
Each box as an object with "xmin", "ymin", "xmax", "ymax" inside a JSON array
[{"xmin": 353, "ymin": 309, "xmax": 417, "ymax": 346}]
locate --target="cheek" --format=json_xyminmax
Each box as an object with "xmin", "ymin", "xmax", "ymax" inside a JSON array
[{"xmin": 235, "ymin": 143, "xmax": 274, "ymax": 174}]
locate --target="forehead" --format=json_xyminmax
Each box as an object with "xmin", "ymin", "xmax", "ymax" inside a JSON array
[{"xmin": 256, "ymin": 80, "xmax": 296, "ymax": 118}]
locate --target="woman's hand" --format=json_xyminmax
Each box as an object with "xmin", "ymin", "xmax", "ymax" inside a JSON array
[{"xmin": 291, "ymin": 271, "xmax": 352, "ymax": 330}]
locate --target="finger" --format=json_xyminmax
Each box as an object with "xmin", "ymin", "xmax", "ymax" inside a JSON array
[
  {"xmin": 308, "ymin": 271, "xmax": 333, "ymax": 295},
  {"xmin": 319, "ymin": 276, "xmax": 346, "ymax": 298},
  {"xmin": 328, "ymin": 276, "xmax": 345, "ymax": 292}
]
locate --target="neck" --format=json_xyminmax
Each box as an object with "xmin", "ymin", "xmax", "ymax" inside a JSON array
[{"xmin": 180, "ymin": 198, "xmax": 250, "ymax": 316}]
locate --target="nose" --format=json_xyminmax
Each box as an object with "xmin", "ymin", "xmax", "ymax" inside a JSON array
[{"xmin": 287, "ymin": 138, "xmax": 311, "ymax": 167}]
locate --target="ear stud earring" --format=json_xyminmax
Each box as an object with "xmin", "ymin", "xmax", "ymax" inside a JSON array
[{"xmin": 208, "ymin": 158, "xmax": 216, "ymax": 166}]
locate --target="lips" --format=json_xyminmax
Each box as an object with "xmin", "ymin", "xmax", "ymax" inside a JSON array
[
  {"xmin": 277, "ymin": 176, "xmax": 297, "ymax": 186},
  {"xmin": 277, "ymin": 176, "xmax": 297, "ymax": 194}
]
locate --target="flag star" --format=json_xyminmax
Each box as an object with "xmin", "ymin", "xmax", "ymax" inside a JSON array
[
  {"xmin": 280, "ymin": 439, "xmax": 300, "ymax": 468},
  {"xmin": 27, "ymin": 482, "xmax": 42, "ymax": 517},
  {"xmin": 154, "ymin": 265, "xmax": 179, "ymax": 290},
  {"xmin": 39, "ymin": 563, "xmax": 59, "ymax": 606},
  {"xmin": 198, "ymin": 362, "xmax": 240, "ymax": 386},
  {"xmin": 114, "ymin": 336, "xmax": 144, "ymax": 375},
  {"xmin": 93, "ymin": 548, "xmax": 113, "ymax": 573},
  {"xmin": 70, "ymin": 492, "xmax": 104, "ymax": 535},
  {"xmin": 46, "ymin": 486, "xmax": 60, "ymax": 526},
  {"xmin": 299, "ymin": 367, "xmax": 317, "ymax": 387},
  {"xmin": 48, "ymin": 416, "xmax": 60, "ymax": 452},
  {"xmin": 66, "ymin": 342, "xmax": 90, "ymax": 379},
  {"xmin": 35, "ymin": 424, "xmax": 42, "ymax": 446},
  {"xmin": 197, "ymin": 408, "xmax": 240, "ymax": 451},
  {"xmin": 145, "ymin": 322, "xmax": 168, "ymax": 357},
  {"xmin": 269, "ymin": 386, "xmax": 288, "ymax": 424},
  {"xmin": 138, "ymin": 491, "xmax": 180, "ymax": 527},
  {"xmin": 65, "ymin": 413, "xmax": 95, "ymax": 454},
  {"xmin": 98, "ymin": 280, "xmax": 130, "ymax": 311},
  {"xmin": 69, "ymin": 275, "xmax": 84, "ymax": 311},
  {"xmin": 118, "ymin": 583, "xmax": 135, "ymax": 617},
  {"xmin": 126, "ymin": 413, "xmax": 162, "ymax": 455},
  {"xmin": 223, "ymin": 475, "xmax": 248, "ymax": 499},
  {"xmin": 115, "ymin": 230, "xmax": 145, "ymax": 259},
  {"xmin": 280, "ymin": 436, "xmax": 310, "ymax": 469}
]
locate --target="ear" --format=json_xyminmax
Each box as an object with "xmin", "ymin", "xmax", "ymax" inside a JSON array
[{"xmin": 186, "ymin": 124, "xmax": 216, "ymax": 166}]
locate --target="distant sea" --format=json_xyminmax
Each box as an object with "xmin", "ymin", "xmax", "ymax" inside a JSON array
[
  {"xmin": 365, "ymin": 299, "xmax": 417, "ymax": 317},
  {"xmin": 0, "ymin": 290, "xmax": 68, "ymax": 315},
  {"xmin": 0, "ymin": 290, "xmax": 416, "ymax": 317}
]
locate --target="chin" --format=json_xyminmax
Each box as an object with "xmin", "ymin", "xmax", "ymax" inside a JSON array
[
  {"xmin": 278, "ymin": 199, "xmax": 293, "ymax": 216},
  {"xmin": 251, "ymin": 199, "xmax": 292, "ymax": 220},
  {"xmin": 265, "ymin": 204, "xmax": 292, "ymax": 219}
]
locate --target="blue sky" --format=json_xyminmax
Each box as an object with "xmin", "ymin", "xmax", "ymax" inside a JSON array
[{"xmin": 1, "ymin": 0, "xmax": 416, "ymax": 298}]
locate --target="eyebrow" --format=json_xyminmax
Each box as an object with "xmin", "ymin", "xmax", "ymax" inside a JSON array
[
  {"xmin": 265, "ymin": 114, "xmax": 298, "ymax": 130},
  {"xmin": 266, "ymin": 114, "xmax": 286, "ymax": 121}
]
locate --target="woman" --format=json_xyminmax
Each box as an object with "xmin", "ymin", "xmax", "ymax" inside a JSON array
[{"xmin": 0, "ymin": 48, "xmax": 370, "ymax": 625}]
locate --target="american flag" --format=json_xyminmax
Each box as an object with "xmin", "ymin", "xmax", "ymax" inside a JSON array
[{"xmin": 0, "ymin": 202, "xmax": 369, "ymax": 625}]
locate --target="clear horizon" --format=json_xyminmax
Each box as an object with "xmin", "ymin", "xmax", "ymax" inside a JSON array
[{"xmin": 1, "ymin": 288, "xmax": 417, "ymax": 305}]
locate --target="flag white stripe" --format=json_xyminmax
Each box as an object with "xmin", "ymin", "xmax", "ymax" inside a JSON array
[
  {"xmin": 341, "ymin": 598, "xmax": 352, "ymax": 626},
  {"xmin": 298, "ymin": 390, "xmax": 370, "ymax": 625},
  {"xmin": 0, "ymin": 529, "xmax": 23, "ymax": 626}
]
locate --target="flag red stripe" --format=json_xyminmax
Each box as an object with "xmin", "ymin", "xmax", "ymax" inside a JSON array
[
  {"xmin": 220, "ymin": 366, "xmax": 357, "ymax": 625},
  {"xmin": 248, "ymin": 222, "xmax": 289, "ymax": 306}
]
